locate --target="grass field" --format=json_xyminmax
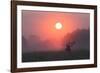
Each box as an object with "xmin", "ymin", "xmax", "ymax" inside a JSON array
[{"xmin": 22, "ymin": 49, "xmax": 90, "ymax": 62}]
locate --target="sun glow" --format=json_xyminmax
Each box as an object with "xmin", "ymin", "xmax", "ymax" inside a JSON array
[{"xmin": 55, "ymin": 22, "xmax": 63, "ymax": 30}]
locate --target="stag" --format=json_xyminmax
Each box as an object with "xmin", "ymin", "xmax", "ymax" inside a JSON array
[{"xmin": 65, "ymin": 41, "xmax": 75, "ymax": 52}]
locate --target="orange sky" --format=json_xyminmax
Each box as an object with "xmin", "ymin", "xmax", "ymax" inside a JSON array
[{"xmin": 22, "ymin": 10, "xmax": 90, "ymax": 51}]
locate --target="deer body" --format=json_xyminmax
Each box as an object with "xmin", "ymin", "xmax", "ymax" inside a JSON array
[{"xmin": 65, "ymin": 41, "xmax": 75, "ymax": 52}]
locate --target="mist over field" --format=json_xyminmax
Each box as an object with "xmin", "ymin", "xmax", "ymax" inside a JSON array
[
  {"xmin": 22, "ymin": 10, "xmax": 90, "ymax": 62},
  {"xmin": 22, "ymin": 29, "xmax": 90, "ymax": 62}
]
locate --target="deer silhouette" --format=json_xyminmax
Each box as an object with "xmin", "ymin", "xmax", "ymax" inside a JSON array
[{"xmin": 65, "ymin": 41, "xmax": 75, "ymax": 52}]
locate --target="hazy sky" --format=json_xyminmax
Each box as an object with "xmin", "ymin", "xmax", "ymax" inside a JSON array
[
  {"xmin": 22, "ymin": 10, "xmax": 90, "ymax": 39},
  {"xmin": 22, "ymin": 10, "xmax": 90, "ymax": 52}
]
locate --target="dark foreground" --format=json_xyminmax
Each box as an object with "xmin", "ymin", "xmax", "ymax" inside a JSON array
[{"xmin": 22, "ymin": 50, "xmax": 90, "ymax": 62}]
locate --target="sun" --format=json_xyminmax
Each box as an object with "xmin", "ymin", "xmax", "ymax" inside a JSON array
[{"xmin": 55, "ymin": 22, "xmax": 63, "ymax": 30}]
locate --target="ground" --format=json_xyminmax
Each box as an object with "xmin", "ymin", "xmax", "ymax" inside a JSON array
[{"xmin": 22, "ymin": 49, "xmax": 90, "ymax": 62}]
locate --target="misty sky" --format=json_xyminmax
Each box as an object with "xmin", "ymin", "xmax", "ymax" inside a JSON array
[{"xmin": 22, "ymin": 10, "xmax": 90, "ymax": 52}]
